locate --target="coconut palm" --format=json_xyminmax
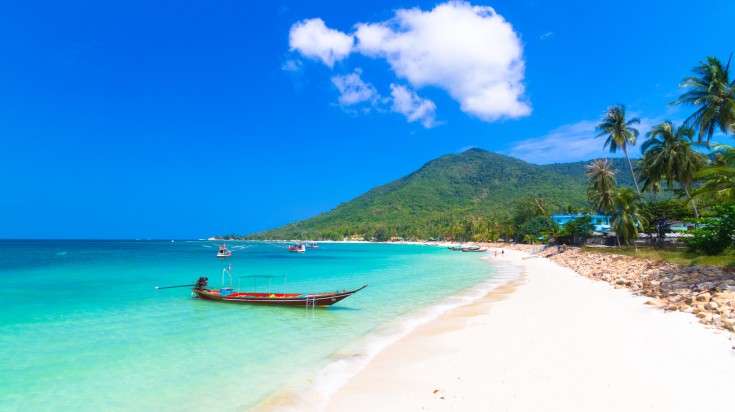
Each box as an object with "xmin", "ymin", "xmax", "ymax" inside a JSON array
[
  {"xmin": 638, "ymin": 121, "xmax": 709, "ymax": 217},
  {"xmin": 586, "ymin": 159, "xmax": 618, "ymax": 214},
  {"xmin": 533, "ymin": 197, "xmax": 549, "ymax": 217},
  {"xmin": 563, "ymin": 204, "xmax": 578, "ymax": 214},
  {"xmin": 636, "ymin": 160, "xmax": 663, "ymax": 200},
  {"xmin": 672, "ymin": 55, "xmax": 735, "ymax": 142},
  {"xmin": 466, "ymin": 216, "xmax": 484, "ymax": 238},
  {"xmin": 596, "ymin": 104, "xmax": 642, "ymax": 195},
  {"xmin": 611, "ymin": 187, "xmax": 647, "ymax": 250},
  {"xmin": 691, "ymin": 143, "xmax": 735, "ymax": 204}
]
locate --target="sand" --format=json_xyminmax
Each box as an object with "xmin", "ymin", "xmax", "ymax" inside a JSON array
[{"xmin": 323, "ymin": 248, "xmax": 735, "ymax": 411}]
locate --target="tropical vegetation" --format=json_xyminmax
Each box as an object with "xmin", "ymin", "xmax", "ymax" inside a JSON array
[
  {"xmin": 595, "ymin": 104, "xmax": 641, "ymax": 195},
  {"xmin": 230, "ymin": 53, "xmax": 735, "ymax": 259},
  {"xmin": 672, "ymin": 55, "xmax": 735, "ymax": 143},
  {"xmin": 590, "ymin": 53, "xmax": 735, "ymax": 256}
]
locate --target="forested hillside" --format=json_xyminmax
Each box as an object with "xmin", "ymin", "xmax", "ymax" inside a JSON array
[{"xmin": 238, "ymin": 149, "xmax": 631, "ymax": 240}]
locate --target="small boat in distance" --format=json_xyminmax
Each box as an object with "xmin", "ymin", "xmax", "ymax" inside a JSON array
[
  {"xmin": 305, "ymin": 242, "xmax": 319, "ymax": 248},
  {"xmin": 288, "ymin": 243, "xmax": 306, "ymax": 253},
  {"xmin": 461, "ymin": 246, "xmax": 488, "ymax": 252},
  {"xmin": 216, "ymin": 244, "xmax": 232, "ymax": 258},
  {"xmin": 448, "ymin": 245, "xmax": 464, "ymax": 251}
]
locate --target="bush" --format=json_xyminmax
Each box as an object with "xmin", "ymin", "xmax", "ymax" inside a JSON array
[
  {"xmin": 560, "ymin": 215, "xmax": 594, "ymax": 236},
  {"xmin": 517, "ymin": 216, "xmax": 557, "ymax": 243},
  {"xmin": 685, "ymin": 205, "xmax": 735, "ymax": 255}
]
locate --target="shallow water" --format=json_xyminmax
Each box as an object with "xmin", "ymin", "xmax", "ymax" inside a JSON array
[{"xmin": 0, "ymin": 240, "xmax": 501, "ymax": 411}]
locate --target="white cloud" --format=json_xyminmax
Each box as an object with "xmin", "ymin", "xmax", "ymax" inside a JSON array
[
  {"xmin": 289, "ymin": 18, "xmax": 354, "ymax": 67},
  {"xmin": 281, "ymin": 59, "xmax": 302, "ymax": 72},
  {"xmin": 390, "ymin": 84, "xmax": 437, "ymax": 128},
  {"xmin": 504, "ymin": 120, "xmax": 607, "ymax": 164},
  {"xmin": 504, "ymin": 115, "xmax": 669, "ymax": 165},
  {"xmin": 287, "ymin": 1, "xmax": 530, "ymax": 123},
  {"xmin": 540, "ymin": 31, "xmax": 553, "ymax": 40},
  {"xmin": 331, "ymin": 70, "xmax": 378, "ymax": 106},
  {"xmin": 355, "ymin": 2, "xmax": 529, "ymax": 121}
]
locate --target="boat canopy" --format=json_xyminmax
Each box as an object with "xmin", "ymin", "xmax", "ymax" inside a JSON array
[{"xmin": 237, "ymin": 275, "xmax": 287, "ymax": 294}]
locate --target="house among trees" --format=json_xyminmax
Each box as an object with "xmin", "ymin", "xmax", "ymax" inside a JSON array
[{"xmin": 551, "ymin": 213, "xmax": 612, "ymax": 233}]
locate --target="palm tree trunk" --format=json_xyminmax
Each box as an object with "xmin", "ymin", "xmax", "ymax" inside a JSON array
[
  {"xmin": 622, "ymin": 145, "xmax": 641, "ymax": 196},
  {"xmin": 682, "ymin": 186, "xmax": 699, "ymax": 219}
]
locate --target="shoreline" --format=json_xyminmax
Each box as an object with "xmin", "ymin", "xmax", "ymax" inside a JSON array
[
  {"xmin": 252, "ymin": 245, "xmax": 524, "ymax": 411},
  {"xmin": 323, "ymin": 246, "xmax": 735, "ymax": 411}
]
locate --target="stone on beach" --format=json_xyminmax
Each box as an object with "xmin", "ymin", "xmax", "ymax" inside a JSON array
[{"xmin": 484, "ymin": 243, "xmax": 735, "ymax": 333}]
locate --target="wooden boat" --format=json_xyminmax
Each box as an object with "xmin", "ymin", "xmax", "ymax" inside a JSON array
[
  {"xmin": 190, "ymin": 273, "xmax": 367, "ymax": 307},
  {"xmin": 461, "ymin": 246, "xmax": 488, "ymax": 252},
  {"xmin": 305, "ymin": 242, "xmax": 319, "ymax": 248},
  {"xmin": 448, "ymin": 245, "xmax": 464, "ymax": 251},
  {"xmin": 216, "ymin": 244, "xmax": 232, "ymax": 258},
  {"xmin": 288, "ymin": 243, "xmax": 306, "ymax": 253}
]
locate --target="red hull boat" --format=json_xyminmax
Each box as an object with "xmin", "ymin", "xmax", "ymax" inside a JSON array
[
  {"xmin": 190, "ymin": 274, "xmax": 366, "ymax": 308},
  {"xmin": 193, "ymin": 285, "xmax": 367, "ymax": 307}
]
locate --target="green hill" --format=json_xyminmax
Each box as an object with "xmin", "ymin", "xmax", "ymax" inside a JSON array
[
  {"xmin": 541, "ymin": 157, "xmax": 634, "ymax": 187},
  {"xmin": 241, "ymin": 149, "xmax": 630, "ymax": 240}
]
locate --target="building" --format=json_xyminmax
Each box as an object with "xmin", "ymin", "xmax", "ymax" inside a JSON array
[
  {"xmin": 551, "ymin": 213, "xmax": 611, "ymax": 233},
  {"xmin": 666, "ymin": 221, "xmax": 696, "ymax": 232}
]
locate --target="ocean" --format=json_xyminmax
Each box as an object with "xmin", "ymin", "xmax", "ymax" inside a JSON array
[{"xmin": 0, "ymin": 240, "xmax": 514, "ymax": 411}]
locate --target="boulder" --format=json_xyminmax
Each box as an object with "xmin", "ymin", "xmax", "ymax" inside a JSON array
[{"xmin": 696, "ymin": 293, "xmax": 712, "ymax": 303}]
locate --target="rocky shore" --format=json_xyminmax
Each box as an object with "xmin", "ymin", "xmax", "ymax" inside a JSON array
[{"xmin": 481, "ymin": 243, "xmax": 735, "ymax": 333}]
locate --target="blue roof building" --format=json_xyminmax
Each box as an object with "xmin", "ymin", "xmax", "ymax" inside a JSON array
[{"xmin": 551, "ymin": 213, "xmax": 611, "ymax": 233}]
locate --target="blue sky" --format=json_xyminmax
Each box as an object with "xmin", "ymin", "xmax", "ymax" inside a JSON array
[{"xmin": 1, "ymin": 0, "xmax": 733, "ymax": 239}]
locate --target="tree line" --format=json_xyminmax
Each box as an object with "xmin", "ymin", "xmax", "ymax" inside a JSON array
[{"xmin": 586, "ymin": 54, "xmax": 735, "ymax": 254}]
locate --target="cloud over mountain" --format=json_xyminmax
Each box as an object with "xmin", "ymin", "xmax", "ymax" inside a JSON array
[{"xmin": 288, "ymin": 1, "xmax": 530, "ymax": 126}]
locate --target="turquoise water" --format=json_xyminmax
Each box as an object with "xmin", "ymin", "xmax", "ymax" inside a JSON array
[{"xmin": 0, "ymin": 241, "xmax": 503, "ymax": 411}]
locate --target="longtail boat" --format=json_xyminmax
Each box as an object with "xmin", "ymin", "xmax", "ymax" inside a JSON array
[
  {"xmin": 158, "ymin": 267, "xmax": 367, "ymax": 308},
  {"xmin": 193, "ymin": 279, "xmax": 366, "ymax": 307},
  {"xmin": 288, "ymin": 243, "xmax": 306, "ymax": 253}
]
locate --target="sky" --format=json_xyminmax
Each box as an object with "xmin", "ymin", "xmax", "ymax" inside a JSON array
[{"xmin": 1, "ymin": 0, "xmax": 733, "ymax": 239}]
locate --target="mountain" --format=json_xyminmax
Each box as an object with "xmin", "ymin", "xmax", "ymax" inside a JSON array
[
  {"xmin": 242, "ymin": 149, "xmax": 633, "ymax": 240},
  {"xmin": 541, "ymin": 157, "xmax": 635, "ymax": 188}
]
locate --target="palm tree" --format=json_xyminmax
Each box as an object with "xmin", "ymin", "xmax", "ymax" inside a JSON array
[
  {"xmin": 672, "ymin": 55, "xmax": 735, "ymax": 143},
  {"xmin": 636, "ymin": 160, "xmax": 663, "ymax": 200},
  {"xmin": 638, "ymin": 121, "xmax": 709, "ymax": 217},
  {"xmin": 691, "ymin": 143, "xmax": 735, "ymax": 204},
  {"xmin": 596, "ymin": 104, "xmax": 642, "ymax": 196},
  {"xmin": 611, "ymin": 187, "xmax": 647, "ymax": 250},
  {"xmin": 466, "ymin": 216, "xmax": 484, "ymax": 238},
  {"xmin": 533, "ymin": 197, "xmax": 549, "ymax": 216},
  {"xmin": 586, "ymin": 159, "xmax": 618, "ymax": 214}
]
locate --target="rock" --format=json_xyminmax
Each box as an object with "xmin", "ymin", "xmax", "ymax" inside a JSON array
[
  {"xmin": 697, "ymin": 282, "xmax": 715, "ymax": 292},
  {"xmin": 645, "ymin": 298, "xmax": 665, "ymax": 307},
  {"xmin": 696, "ymin": 293, "xmax": 712, "ymax": 302},
  {"xmin": 672, "ymin": 282, "xmax": 691, "ymax": 290},
  {"xmin": 705, "ymin": 301, "xmax": 719, "ymax": 310}
]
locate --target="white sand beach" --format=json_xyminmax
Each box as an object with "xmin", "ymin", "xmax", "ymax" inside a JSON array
[{"xmin": 324, "ymin": 248, "xmax": 735, "ymax": 411}]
